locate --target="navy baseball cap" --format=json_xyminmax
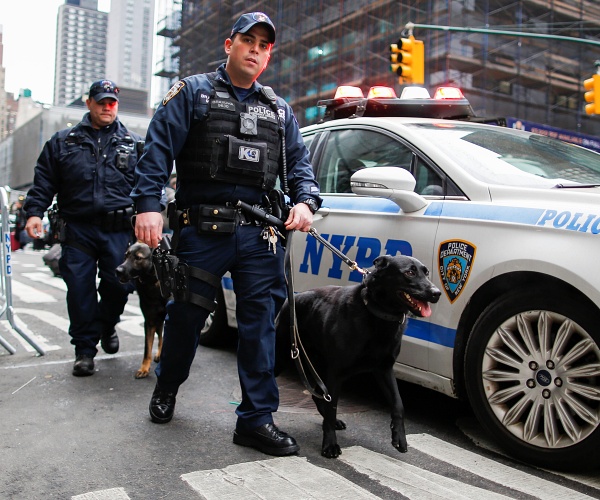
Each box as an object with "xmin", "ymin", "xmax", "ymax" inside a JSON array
[
  {"xmin": 230, "ymin": 12, "xmax": 275, "ymax": 44},
  {"xmin": 89, "ymin": 79, "xmax": 120, "ymax": 102}
]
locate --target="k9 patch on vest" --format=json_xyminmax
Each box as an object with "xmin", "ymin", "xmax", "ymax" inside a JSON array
[
  {"xmin": 238, "ymin": 145, "xmax": 260, "ymax": 162},
  {"xmin": 227, "ymin": 136, "xmax": 267, "ymax": 177}
]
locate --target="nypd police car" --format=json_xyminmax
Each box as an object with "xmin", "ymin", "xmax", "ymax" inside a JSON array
[{"xmin": 203, "ymin": 85, "xmax": 600, "ymax": 470}]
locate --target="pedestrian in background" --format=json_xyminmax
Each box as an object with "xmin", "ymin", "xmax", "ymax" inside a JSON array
[
  {"xmin": 132, "ymin": 12, "xmax": 321, "ymax": 456},
  {"xmin": 13, "ymin": 195, "xmax": 31, "ymax": 249},
  {"xmin": 24, "ymin": 80, "xmax": 143, "ymax": 376}
]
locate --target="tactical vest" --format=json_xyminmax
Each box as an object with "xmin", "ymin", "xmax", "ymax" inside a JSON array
[{"xmin": 176, "ymin": 73, "xmax": 282, "ymax": 191}]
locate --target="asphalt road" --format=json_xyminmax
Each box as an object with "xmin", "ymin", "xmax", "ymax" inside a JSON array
[{"xmin": 1, "ymin": 248, "xmax": 599, "ymax": 499}]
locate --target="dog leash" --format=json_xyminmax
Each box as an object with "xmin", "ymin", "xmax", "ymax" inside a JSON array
[
  {"xmin": 308, "ymin": 227, "xmax": 369, "ymax": 275},
  {"xmin": 284, "ymin": 231, "xmax": 332, "ymax": 401}
]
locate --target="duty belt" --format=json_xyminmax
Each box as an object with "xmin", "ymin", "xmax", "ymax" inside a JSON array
[
  {"xmin": 68, "ymin": 206, "xmax": 134, "ymax": 232},
  {"xmin": 178, "ymin": 204, "xmax": 261, "ymax": 233}
]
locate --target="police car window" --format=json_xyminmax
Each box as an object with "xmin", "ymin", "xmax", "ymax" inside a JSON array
[
  {"xmin": 407, "ymin": 123, "xmax": 600, "ymax": 187},
  {"xmin": 302, "ymin": 134, "xmax": 316, "ymax": 158},
  {"xmin": 316, "ymin": 129, "xmax": 414, "ymax": 193}
]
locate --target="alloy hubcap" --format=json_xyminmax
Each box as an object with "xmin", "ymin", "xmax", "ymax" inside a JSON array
[{"xmin": 482, "ymin": 310, "xmax": 600, "ymax": 449}]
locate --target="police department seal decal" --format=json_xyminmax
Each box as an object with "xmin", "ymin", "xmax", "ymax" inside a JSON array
[
  {"xmin": 163, "ymin": 81, "xmax": 185, "ymax": 105},
  {"xmin": 438, "ymin": 240, "xmax": 476, "ymax": 303}
]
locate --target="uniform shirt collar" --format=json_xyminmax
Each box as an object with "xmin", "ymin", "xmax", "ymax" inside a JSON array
[
  {"xmin": 80, "ymin": 112, "xmax": 119, "ymax": 133},
  {"xmin": 216, "ymin": 64, "xmax": 262, "ymax": 99}
]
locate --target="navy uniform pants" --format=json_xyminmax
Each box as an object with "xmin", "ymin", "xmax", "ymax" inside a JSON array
[
  {"xmin": 156, "ymin": 224, "xmax": 286, "ymax": 431},
  {"xmin": 59, "ymin": 222, "xmax": 133, "ymax": 357}
]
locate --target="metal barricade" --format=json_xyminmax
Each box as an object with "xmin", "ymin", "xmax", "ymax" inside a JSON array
[{"xmin": 0, "ymin": 187, "xmax": 45, "ymax": 355}]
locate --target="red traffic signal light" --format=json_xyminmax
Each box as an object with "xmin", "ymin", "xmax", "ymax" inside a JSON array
[
  {"xmin": 584, "ymin": 74, "xmax": 600, "ymax": 115},
  {"xmin": 389, "ymin": 36, "xmax": 424, "ymax": 85}
]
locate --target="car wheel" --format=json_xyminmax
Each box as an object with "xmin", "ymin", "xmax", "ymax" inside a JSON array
[
  {"xmin": 464, "ymin": 288, "xmax": 600, "ymax": 470},
  {"xmin": 198, "ymin": 287, "xmax": 232, "ymax": 347}
]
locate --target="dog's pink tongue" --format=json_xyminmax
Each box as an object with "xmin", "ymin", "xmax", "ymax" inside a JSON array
[{"xmin": 417, "ymin": 300, "xmax": 432, "ymax": 318}]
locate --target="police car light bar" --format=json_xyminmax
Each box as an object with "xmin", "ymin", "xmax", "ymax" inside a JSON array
[{"xmin": 317, "ymin": 85, "xmax": 475, "ymax": 122}]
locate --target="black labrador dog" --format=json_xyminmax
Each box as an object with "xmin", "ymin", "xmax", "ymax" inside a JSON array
[
  {"xmin": 275, "ymin": 254, "xmax": 441, "ymax": 458},
  {"xmin": 116, "ymin": 242, "xmax": 167, "ymax": 379}
]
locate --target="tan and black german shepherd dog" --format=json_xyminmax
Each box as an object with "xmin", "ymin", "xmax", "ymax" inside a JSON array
[{"xmin": 116, "ymin": 242, "xmax": 167, "ymax": 379}]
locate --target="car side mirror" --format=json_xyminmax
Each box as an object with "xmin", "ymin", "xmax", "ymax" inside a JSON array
[{"xmin": 350, "ymin": 167, "xmax": 428, "ymax": 213}]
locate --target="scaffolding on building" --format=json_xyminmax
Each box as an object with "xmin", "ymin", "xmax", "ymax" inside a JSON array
[{"xmin": 155, "ymin": 0, "xmax": 600, "ymax": 136}]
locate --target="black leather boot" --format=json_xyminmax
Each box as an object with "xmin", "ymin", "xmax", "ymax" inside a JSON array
[
  {"xmin": 149, "ymin": 384, "xmax": 177, "ymax": 424},
  {"xmin": 72, "ymin": 354, "xmax": 95, "ymax": 376},
  {"xmin": 233, "ymin": 423, "xmax": 300, "ymax": 456}
]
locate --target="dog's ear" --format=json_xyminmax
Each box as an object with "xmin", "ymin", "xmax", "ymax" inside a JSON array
[{"xmin": 373, "ymin": 255, "xmax": 390, "ymax": 269}]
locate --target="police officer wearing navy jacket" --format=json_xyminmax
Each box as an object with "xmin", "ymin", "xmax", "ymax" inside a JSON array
[
  {"xmin": 132, "ymin": 12, "xmax": 321, "ymax": 456},
  {"xmin": 24, "ymin": 80, "xmax": 142, "ymax": 377}
]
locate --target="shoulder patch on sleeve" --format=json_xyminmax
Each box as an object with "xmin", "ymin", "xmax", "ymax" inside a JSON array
[{"xmin": 163, "ymin": 81, "xmax": 186, "ymax": 105}]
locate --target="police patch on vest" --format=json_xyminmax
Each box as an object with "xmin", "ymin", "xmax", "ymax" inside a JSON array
[
  {"xmin": 438, "ymin": 239, "xmax": 476, "ymax": 303},
  {"xmin": 163, "ymin": 81, "xmax": 185, "ymax": 105},
  {"xmin": 246, "ymin": 104, "xmax": 278, "ymax": 123}
]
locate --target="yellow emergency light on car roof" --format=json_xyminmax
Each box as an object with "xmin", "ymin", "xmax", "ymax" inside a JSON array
[
  {"xmin": 367, "ymin": 86, "xmax": 398, "ymax": 99},
  {"xmin": 433, "ymin": 87, "xmax": 465, "ymax": 99},
  {"xmin": 333, "ymin": 86, "xmax": 365, "ymax": 99}
]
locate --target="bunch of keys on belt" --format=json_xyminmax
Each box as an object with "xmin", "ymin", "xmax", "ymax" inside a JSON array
[{"xmin": 262, "ymin": 226, "xmax": 278, "ymax": 254}]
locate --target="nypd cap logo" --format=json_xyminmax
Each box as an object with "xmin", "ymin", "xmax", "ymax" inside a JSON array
[{"xmin": 438, "ymin": 239, "xmax": 476, "ymax": 303}]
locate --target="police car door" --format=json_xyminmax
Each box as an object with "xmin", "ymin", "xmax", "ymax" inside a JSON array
[{"xmin": 294, "ymin": 125, "xmax": 443, "ymax": 375}]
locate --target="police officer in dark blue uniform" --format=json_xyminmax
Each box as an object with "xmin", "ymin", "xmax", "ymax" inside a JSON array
[
  {"xmin": 24, "ymin": 80, "xmax": 142, "ymax": 377},
  {"xmin": 132, "ymin": 12, "xmax": 321, "ymax": 456}
]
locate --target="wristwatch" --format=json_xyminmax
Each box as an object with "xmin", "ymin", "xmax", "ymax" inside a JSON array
[{"xmin": 300, "ymin": 198, "xmax": 319, "ymax": 214}]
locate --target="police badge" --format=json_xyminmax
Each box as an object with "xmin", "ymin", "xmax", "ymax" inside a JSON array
[{"xmin": 438, "ymin": 240, "xmax": 476, "ymax": 303}]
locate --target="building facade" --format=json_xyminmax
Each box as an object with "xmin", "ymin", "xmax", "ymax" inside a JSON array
[
  {"xmin": 53, "ymin": 0, "xmax": 108, "ymax": 107},
  {"xmin": 154, "ymin": 0, "xmax": 181, "ymax": 107},
  {"xmin": 106, "ymin": 0, "xmax": 156, "ymax": 103},
  {"xmin": 171, "ymin": 0, "xmax": 600, "ymax": 136}
]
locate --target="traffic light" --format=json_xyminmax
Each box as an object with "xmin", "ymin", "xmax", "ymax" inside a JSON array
[
  {"xmin": 584, "ymin": 74, "xmax": 600, "ymax": 115},
  {"xmin": 389, "ymin": 35, "xmax": 424, "ymax": 85}
]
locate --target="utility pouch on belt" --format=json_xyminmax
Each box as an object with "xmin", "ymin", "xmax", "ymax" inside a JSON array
[{"xmin": 196, "ymin": 205, "xmax": 237, "ymax": 234}]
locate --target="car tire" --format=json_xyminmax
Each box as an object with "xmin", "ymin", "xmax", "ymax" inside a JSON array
[
  {"xmin": 464, "ymin": 287, "xmax": 600, "ymax": 471},
  {"xmin": 198, "ymin": 287, "xmax": 234, "ymax": 347}
]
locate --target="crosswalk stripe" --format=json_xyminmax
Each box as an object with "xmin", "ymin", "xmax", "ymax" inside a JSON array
[
  {"xmin": 182, "ymin": 455, "xmax": 380, "ymax": 499},
  {"xmin": 407, "ymin": 434, "xmax": 597, "ymax": 499},
  {"xmin": 1, "ymin": 309, "xmax": 61, "ymax": 352},
  {"xmin": 72, "ymin": 487, "xmax": 130, "ymax": 500},
  {"xmin": 339, "ymin": 445, "xmax": 511, "ymax": 499},
  {"xmin": 21, "ymin": 271, "xmax": 68, "ymax": 291},
  {"xmin": 10, "ymin": 279, "xmax": 57, "ymax": 303}
]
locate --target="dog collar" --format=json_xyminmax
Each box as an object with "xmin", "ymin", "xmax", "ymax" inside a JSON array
[{"xmin": 360, "ymin": 288, "xmax": 406, "ymax": 323}]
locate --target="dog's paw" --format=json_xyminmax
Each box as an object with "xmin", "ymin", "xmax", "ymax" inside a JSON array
[
  {"xmin": 335, "ymin": 419, "xmax": 347, "ymax": 430},
  {"xmin": 321, "ymin": 444, "xmax": 342, "ymax": 459},
  {"xmin": 153, "ymin": 354, "xmax": 160, "ymax": 363},
  {"xmin": 392, "ymin": 439, "xmax": 408, "ymax": 453},
  {"xmin": 135, "ymin": 369, "xmax": 150, "ymax": 379}
]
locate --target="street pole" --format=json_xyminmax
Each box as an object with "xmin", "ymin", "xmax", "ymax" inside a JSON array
[{"xmin": 406, "ymin": 22, "xmax": 600, "ymax": 48}]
